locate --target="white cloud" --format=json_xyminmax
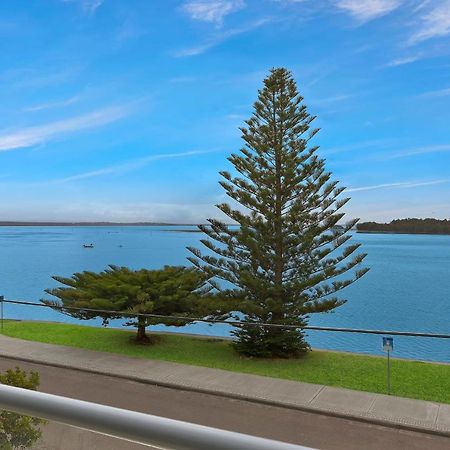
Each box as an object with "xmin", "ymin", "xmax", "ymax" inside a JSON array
[
  {"xmin": 345, "ymin": 201, "xmax": 450, "ymax": 222},
  {"xmin": 0, "ymin": 106, "xmax": 129, "ymax": 152},
  {"xmin": 322, "ymin": 138, "xmax": 397, "ymax": 156},
  {"xmin": 386, "ymin": 54, "xmax": 421, "ymax": 66},
  {"xmin": 174, "ymin": 41, "xmax": 219, "ymax": 57},
  {"xmin": 383, "ymin": 144, "xmax": 450, "ymax": 159},
  {"xmin": 62, "ymin": 0, "xmax": 104, "ymax": 15},
  {"xmin": 419, "ymin": 87, "xmax": 450, "ymax": 97},
  {"xmin": 182, "ymin": 0, "xmax": 245, "ymax": 25},
  {"xmin": 272, "ymin": 0, "xmax": 307, "ymax": 3},
  {"xmin": 0, "ymin": 200, "xmax": 219, "ymax": 223},
  {"xmin": 168, "ymin": 76, "xmax": 199, "ymax": 83},
  {"xmin": 409, "ymin": 0, "xmax": 450, "ymax": 43},
  {"xmin": 115, "ymin": 15, "xmax": 145, "ymax": 44},
  {"xmin": 335, "ymin": 0, "xmax": 402, "ymax": 23},
  {"xmin": 23, "ymin": 96, "xmax": 80, "ymax": 112},
  {"xmin": 412, "ymin": 0, "xmax": 434, "ymax": 13},
  {"xmin": 84, "ymin": 0, "xmax": 103, "ymax": 14},
  {"xmin": 8, "ymin": 67, "xmax": 81, "ymax": 89},
  {"xmin": 225, "ymin": 113, "xmax": 247, "ymax": 120},
  {"xmin": 347, "ymin": 179, "xmax": 449, "ymax": 192},
  {"xmin": 53, "ymin": 149, "xmax": 217, "ymax": 183},
  {"xmin": 93, "ymin": 201, "xmax": 215, "ymax": 223},
  {"xmin": 312, "ymin": 93, "xmax": 354, "ymax": 106},
  {"xmin": 173, "ymin": 17, "xmax": 270, "ymax": 57}
]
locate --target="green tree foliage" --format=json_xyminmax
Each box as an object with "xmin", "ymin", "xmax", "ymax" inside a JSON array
[
  {"xmin": 357, "ymin": 218, "xmax": 450, "ymax": 235},
  {"xmin": 43, "ymin": 265, "xmax": 210, "ymax": 343},
  {"xmin": 188, "ymin": 68, "xmax": 369, "ymax": 358},
  {"xmin": 0, "ymin": 367, "xmax": 46, "ymax": 449}
]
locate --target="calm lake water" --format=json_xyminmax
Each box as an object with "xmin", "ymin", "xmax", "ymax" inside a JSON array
[{"xmin": 0, "ymin": 226, "xmax": 449, "ymax": 363}]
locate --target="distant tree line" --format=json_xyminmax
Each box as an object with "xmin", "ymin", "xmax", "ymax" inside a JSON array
[{"xmin": 357, "ymin": 218, "xmax": 450, "ymax": 235}]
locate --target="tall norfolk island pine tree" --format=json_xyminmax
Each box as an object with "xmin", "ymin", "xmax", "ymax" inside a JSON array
[{"xmin": 188, "ymin": 68, "xmax": 369, "ymax": 358}]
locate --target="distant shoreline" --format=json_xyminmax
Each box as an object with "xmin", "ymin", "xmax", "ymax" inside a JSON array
[
  {"xmin": 0, "ymin": 221, "xmax": 205, "ymax": 227},
  {"xmin": 2, "ymin": 222, "xmax": 448, "ymax": 235},
  {"xmin": 357, "ymin": 230, "xmax": 450, "ymax": 236}
]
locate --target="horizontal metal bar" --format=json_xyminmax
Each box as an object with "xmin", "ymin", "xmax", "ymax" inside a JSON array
[
  {"xmin": 303, "ymin": 326, "xmax": 450, "ymax": 338},
  {"xmin": 0, "ymin": 384, "xmax": 310, "ymax": 450},
  {"xmin": 2, "ymin": 298, "xmax": 450, "ymax": 338}
]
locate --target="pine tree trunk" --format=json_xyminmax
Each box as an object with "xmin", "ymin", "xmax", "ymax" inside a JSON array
[
  {"xmin": 135, "ymin": 316, "xmax": 150, "ymax": 344},
  {"xmin": 273, "ymin": 91, "xmax": 284, "ymax": 324}
]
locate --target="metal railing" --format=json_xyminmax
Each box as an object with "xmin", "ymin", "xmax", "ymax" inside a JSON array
[
  {"xmin": 1, "ymin": 297, "xmax": 450, "ymax": 339},
  {"xmin": 0, "ymin": 384, "xmax": 311, "ymax": 450}
]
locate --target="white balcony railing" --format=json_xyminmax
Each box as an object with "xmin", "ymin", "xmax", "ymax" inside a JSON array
[{"xmin": 0, "ymin": 384, "xmax": 313, "ymax": 450}]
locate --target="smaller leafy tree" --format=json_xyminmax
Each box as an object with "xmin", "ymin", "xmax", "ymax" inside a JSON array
[
  {"xmin": 0, "ymin": 367, "xmax": 46, "ymax": 450},
  {"xmin": 43, "ymin": 265, "xmax": 210, "ymax": 343}
]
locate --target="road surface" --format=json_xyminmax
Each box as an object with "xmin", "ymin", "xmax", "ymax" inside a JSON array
[{"xmin": 0, "ymin": 357, "xmax": 448, "ymax": 450}]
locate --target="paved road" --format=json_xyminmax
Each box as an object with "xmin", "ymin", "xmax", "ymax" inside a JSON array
[{"xmin": 0, "ymin": 357, "xmax": 448, "ymax": 450}]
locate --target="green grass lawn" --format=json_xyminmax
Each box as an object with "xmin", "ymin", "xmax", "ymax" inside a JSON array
[{"xmin": 2, "ymin": 321, "xmax": 449, "ymax": 404}]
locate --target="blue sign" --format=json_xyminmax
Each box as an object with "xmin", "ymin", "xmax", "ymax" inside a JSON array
[{"xmin": 382, "ymin": 337, "xmax": 394, "ymax": 352}]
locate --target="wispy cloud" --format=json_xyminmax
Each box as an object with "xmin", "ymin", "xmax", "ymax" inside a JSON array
[
  {"xmin": 409, "ymin": 0, "xmax": 450, "ymax": 44},
  {"xmin": 273, "ymin": 0, "xmax": 307, "ymax": 3},
  {"xmin": 22, "ymin": 96, "xmax": 80, "ymax": 112},
  {"xmin": 182, "ymin": 0, "xmax": 246, "ymax": 25},
  {"xmin": 418, "ymin": 86, "xmax": 450, "ymax": 97},
  {"xmin": 382, "ymin": 144, "xmax": 450, "ymax": 159},
  {"xmin": 412, "ymin": 0, "xmax": 434, "ymax": 13},
  {"xmin": 225, "ymin": 113, "xmax": 247, "ymax": 120},
  {"xmin": 7, "ymin": 67, "xmax": 82, "ymax": 90},
  {"xmin": 115, "ymin": 15, "xmax": 145, "ymax": 44},
  {"xmin": 62, "ymin": 0, "xmax": 104, "ymax": 15},
  {"xmin": 0, "ymin": 106, "xmax": 129, "ymax": 152},
  {"xmin": 173, "ymin": 18, "xmax": 271, "ymax": 57},
  {"xmin": 322, "ymin": 138, "xmax": 397, "ymax": 156},
  {"xmin": 12, "ymin": 200, "xmax": 218, "ymax": 223},
  {"xmin": 347, "ymin": 179, "xmax": 449, "ymax": 192},
  {"xmin": 312, "ymin": 93, "xmax": 354, "ymax": 106},
  {"xmin": 169, "ymin": 76, "xmax": 199, "ymax": 83},
  {"xmin": 386, "ymin": 54, "xmax": 422, "ymax": 66},
  {"xmin": 49, "ymin": 150, "xmax": 218, "ymax": 183},
  {"xmin": 346, "ymin": 201, "xmax": 450, "ymax": 222},
  {"xmin": 335, "ymin": 0, "xmax": 402, "ymax": 23}
]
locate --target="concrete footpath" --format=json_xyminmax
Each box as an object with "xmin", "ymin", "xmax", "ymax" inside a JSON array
[{"xmin": 0, "ymin": 334, "xmax": 449, "ymax": 437}]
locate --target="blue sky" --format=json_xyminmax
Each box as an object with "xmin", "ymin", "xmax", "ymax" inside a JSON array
[{"xmin": 0, "ymin": 0, "xmax": 449, "ymax": 223}]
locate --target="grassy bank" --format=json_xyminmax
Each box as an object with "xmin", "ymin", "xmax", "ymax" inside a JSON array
[{"xmin": 2, "ymin": 321, "xmax": 449, "ymax": 404}]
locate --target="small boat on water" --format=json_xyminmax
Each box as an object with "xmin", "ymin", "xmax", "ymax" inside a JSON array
[{"xmin": 83, "ymin": 243, "xmax": 94, "ymax": 248}]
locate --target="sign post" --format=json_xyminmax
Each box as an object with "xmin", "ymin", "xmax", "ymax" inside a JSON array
[
  {"xmin": 382, "ymin": 337, "xmax": 394, "ymax": 395},
  {"xmin": 0, "ymin": 295, "xmax": 3, "ymax": 333}
]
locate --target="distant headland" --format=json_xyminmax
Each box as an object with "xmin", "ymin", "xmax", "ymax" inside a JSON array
[{"xmin": 357, "ymin": 218, "xmax": 450, "ymax": 235}]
